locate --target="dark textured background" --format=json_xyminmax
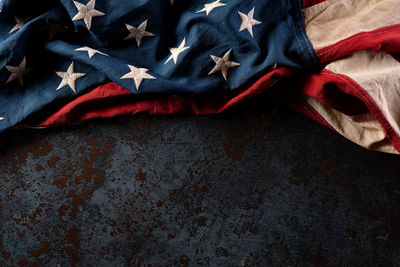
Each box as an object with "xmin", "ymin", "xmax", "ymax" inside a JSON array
[{"xmin": 1, "ymin": 95, "xmax": 400, "ymax": 266}]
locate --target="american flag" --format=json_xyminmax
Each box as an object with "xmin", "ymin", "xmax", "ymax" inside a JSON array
[{"xmin": 1, "ymin": 0, "xmax": 400, "ymax": 154}]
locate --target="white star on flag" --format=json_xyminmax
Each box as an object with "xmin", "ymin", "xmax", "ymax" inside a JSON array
[
  {"xmin": 72, "ymin": 0, "xmax": 105, "ymax": 30},
  {"xmin": 238, "ymin": 6, "xmax": 262, "ymax": 38},
  {"xmin": 120, "ymin": 64, "xmax": 156, "ymax": 90},
  {"xmin": 75, "ymin": 46, "xmax": 108, "ymax": 58},
  {"xmin": 196, "ymin": 0, "xmax": 226, "ymax": 16},
  {"xmin": 9, "ymin": 17, "xmax": 28, "ymax": 34},
  {"xmin": 165, "ymin": 38, "xmax": 190, "ymax": 64},
  {"xmin": 124, "ymin": 20, "xmax": 155, "ymax": 47},
  {"xmin": 208, "ymin": 49, "xmax": 240, "ymax": 80},
  {"xmin": 5, "ymin": 57, "xmax": 33, "ymax": 86},
  {"xmin": 56, "ymin": 62, "xmax": 86, "ymax": 93}
]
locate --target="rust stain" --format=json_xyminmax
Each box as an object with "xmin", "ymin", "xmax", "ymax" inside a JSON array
[
  {"xmin": 53, "ymin": 174, "xmax": 69, "ymax": 189},
  {"xmin": 85, "ymin": 136, "xmax": 100, "ymax": 147},
  {"xmin": 57, "ymin": 204, "xmax": 69, "ymax": 216},
  {"xmin": 136, "ymin": 168, "xmax": 147, "ymax": 182},
  {"xmin": 53, "ymin": 176, "xmax": 68, "ymax": 189},
  {"xmin": 47, "ymin": 156, "xmax": 60, "ymax": 168},
  {"xmin": 35, "ymin": 164, "xmax": 44, "ymax": 172},
  {"xmin": 64, "ymin": 227, "xmax": 80, "ymax": 250},
  {"xmin": 94, "ymin": 175, "xmax": 103, "ymax": 184},
  {"xmin": 67, "ymin": 187, "xmax": 96, "ymax": 219},
  {"xmin": 179, "ymin": 255, "xmax": 190, "ymax": 267},
  {"xmin": 29, "ymin": 240, "xmax": 52, "ymax": 266},
  {"xmin": 75, "ymin": 142, "xmax": 113, "ymax": 186},
  {"xmin": 1, "ymin": 251, "xmax": 10, "ymax": 260},
  {"xmin": 17, "ymin": 258, "xmax": 28, "ymax": 266},
  {"xmin": 5, "ymin": 135, "xmax": 53, "ymax": 165},
  {"xmin": 169, "ymin": 188, "xmax": 184, "ymax": 203},
  {"xmin": 53, "ymin": 165, "xmax": 75, "ymax": 189},
  {"xmin": 64, "ymin": 227, "xmax": 80, "ymax": 266},
  {"xmin": 29, "ymin": 207, "xmax": 43, "ymax": 222},
  {"xmin": 30, "ymin": 138, "xmax": 53, "ymax": 160}
]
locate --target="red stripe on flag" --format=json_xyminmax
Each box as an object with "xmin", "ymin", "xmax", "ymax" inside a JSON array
[
  {"xmin": 26, "ymin": 66, "xmax": 400, "ymax": 153},
  {"xmin": 315, "ymin": 24, "xmax": 400, "ymax": 63},
  {"xmin": 302, "ymin": 0, "xmax": 327, "ymax": 8},
  {"xmin": 315, "ymin": 70, "xmax": 400, "ymax": 152},
  {"xmin": 299, "ymin": 71, "xmax": 368, "ymax": 116},
  {"xmin": 33, "ymin": 68, "xmax": 291, "ymax": 127}
]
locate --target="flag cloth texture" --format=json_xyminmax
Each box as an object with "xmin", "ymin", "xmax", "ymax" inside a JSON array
[{"xmin": 1, "ymin": 0, "xmax": 400, "ymax": 153}]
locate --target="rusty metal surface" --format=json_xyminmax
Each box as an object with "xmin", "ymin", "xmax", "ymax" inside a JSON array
[{"xmin": 0, "ymin": 96, "xmax": 400, "ymax": 266}]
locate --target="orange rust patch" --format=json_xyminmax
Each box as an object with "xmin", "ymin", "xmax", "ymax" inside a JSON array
[
  {"xmin": 57, "ymin": 205, "xmax": 69, "ymax": 216},
  {"xmin": 35, "ymin": 164, "xmax": 44, "ymax": 172},
  {"xmin": 67, "ymin": 187, "xmax": 95, "ymax": 219},
  {"xmin": 64, "ymin": 227, "xmax": 80, "ymax": 266},
  {"xmin": 17, "ymin": 258, "xmax": 28, "ymax": 266},
  {"xmin": 29, "ymin": 240, "xmax": 52, "ymax": 265},
  {"xmin": 6, "ymin": 135, "xmax": 53, "ymax": 165},
  {"xmin": 65, "ymin": 227, "xmax": 80, "ymax": 249},
  {"xmin": 75, "ymin": 143, "xmax": 113, "ymax": 185},
  {"xmin": 47, "ymin": 156, "xmax": 60, "ymax": 168},
  {"xmin": 85, "ymin": 136, "xmax": 100, "ymax": 147},
  {"xmin": 29, "ymin": 207, "xmax": 43, "ymax": 221},
  {"xmin": 180, "ymin": 255, "xmax": 190, "ymax": 267},
  {"xmin": 136, "ymin": 168, "xmax": 147, "ymax": 182},
  {"xmin": 2, "ymin": 250, "xmax": 10, "ymax": 260},
  {"xmin": 31, "ymin": 139, "xmax": 53, "ymax": 160},
  {"xmin": 53, "ymin": 173, "xmax": 71, "ymax": 188},
  {"xmin": 94, "ymin": 175, "xmax": 103, "ymax": 184},
  {"xmin": 53, "ymin": 165, "xmax": 75, "ymax": 189}
]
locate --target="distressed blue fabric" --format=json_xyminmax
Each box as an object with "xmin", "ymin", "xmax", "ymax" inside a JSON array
[{"xmin": 0, "ymin": 0, "xmax": 317, "ymax": 131}]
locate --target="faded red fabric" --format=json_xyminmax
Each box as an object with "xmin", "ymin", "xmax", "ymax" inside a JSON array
[
  {"xmin": 294, "ymin": 69, "xmax": 400, "ymax": 152},
  {"xmin": 315, "ymin": 24, "xmax": 400, "ymax": 63},
  {"xmin": 32, "ymin": 68, "xmax": 291, "ymax": 127},
  {"xmin": 302, "ymin": 0, "xmax": 327, "ymax": 8}
]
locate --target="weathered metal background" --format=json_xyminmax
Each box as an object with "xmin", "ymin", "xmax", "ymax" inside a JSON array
[{"xmin": 1, "ymin": 96, "xmax": 400, "ymax": 266}]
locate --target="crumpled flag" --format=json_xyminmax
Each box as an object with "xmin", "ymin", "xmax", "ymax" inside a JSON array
[{"xmin": 1, "ymin": 0, "xmax": 400, "ymax": 154}]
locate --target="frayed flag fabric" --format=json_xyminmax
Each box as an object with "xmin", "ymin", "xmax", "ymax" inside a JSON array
[{"xmin": 1, "ymin": 0, "xmax": 400, "ymax": 154}]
